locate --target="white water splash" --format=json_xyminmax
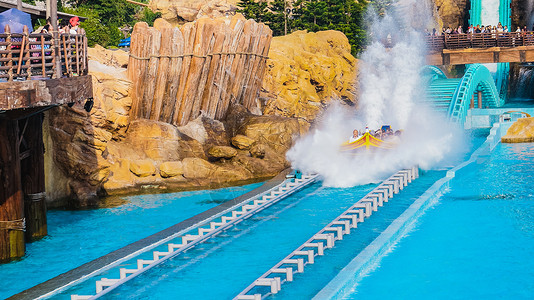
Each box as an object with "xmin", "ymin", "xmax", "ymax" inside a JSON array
[{"xmin": 287, "ymin": 9, "xmax": 466, "ymax": 187}]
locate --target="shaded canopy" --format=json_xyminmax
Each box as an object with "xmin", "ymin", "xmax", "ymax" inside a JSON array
[{"xmin": 0, "ymin": 8, "xmax": 32, "ymax": 33}]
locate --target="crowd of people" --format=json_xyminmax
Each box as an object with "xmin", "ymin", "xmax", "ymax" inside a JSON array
[
  {"xmin": 36, "ymin": 16, "xmax": 80, "ymax": 34},
  {"xmin": 425, "ymin": 22, "xmax": 534, "ymax": 36}
]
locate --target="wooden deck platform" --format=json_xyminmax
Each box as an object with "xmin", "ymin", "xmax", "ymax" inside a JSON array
[
  {"xmin": 427, "ymin": 45, "xmax": 534, "ymax": 65},
  {"xmin": 0, "ymin": 75, "xmax": 92, "ymax": 113},
  {"xmin": 425, "ymin": 32, "xmax": 534, "ymax": 65}
]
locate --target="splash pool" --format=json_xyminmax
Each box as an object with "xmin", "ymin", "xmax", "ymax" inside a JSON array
[
  {"xmin": 0, "ymin": 183, "xmax": 262, "ymax": 299},
  {"xmin": 345, "ymin": 142, "xmax": 534, "ymax": 299},
  {"xmin": 4, "ymin": 128, "xmax": 524, "ymax": 300}
]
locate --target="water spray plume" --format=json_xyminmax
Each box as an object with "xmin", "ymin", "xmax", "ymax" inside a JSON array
[{"xmin": 287, "ymin": 7, "xmax": 467, "ymax": 187}]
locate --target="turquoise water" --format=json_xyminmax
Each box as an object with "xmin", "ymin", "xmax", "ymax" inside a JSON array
[
  {"xmin": 346, "ymin": 142, "xmax": 534, "ymax": 299},
  {"xmin": 0, "ymin": 183, "xmax": 261, "ymax": 299},
  {"xmin": 1, "ymin": 129, "xmax": 497, "ymax": 299},
  {"xmin": 56, "ymin": 170, "xmax": 448, "ymax": 300}
]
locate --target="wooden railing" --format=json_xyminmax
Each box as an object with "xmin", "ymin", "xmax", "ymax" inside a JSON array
[
  {"xmin": 0, "ymin": 25, "xmax": 88, "ymax": 82},
  {"xmin": 426, "ymin": 32, "xmax": 534, "ymax": 51}
]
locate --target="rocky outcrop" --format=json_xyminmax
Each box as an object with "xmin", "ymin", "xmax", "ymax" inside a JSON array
[
  {"xmin": 148, "ymin": 0, "xmax": 238, "ymax": 26},
  {"xmin": 261, "ymin": 30, "xmax": 358, "ymax": 123},
  {"xmin": 432, "ymin": 0, "xmax": 469, "ymax": 28},
  {"xmin": 502, "ymin": 117, "xmax": 534, "ymax": 143},
  {"xmin": 46, "ymin": 19, "xmax": 365, "ymax": 206},
  {"xmin": 88, "ymin": 45, "xmax": 129, "ymax": 68}
]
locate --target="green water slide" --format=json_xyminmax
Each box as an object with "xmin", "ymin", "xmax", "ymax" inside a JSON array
[{"xmin": 424, "ymin": 64, "xmax": 503, "ymax": 125}]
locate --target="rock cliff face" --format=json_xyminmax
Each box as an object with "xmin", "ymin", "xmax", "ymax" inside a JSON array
[
  {"xmin": 433, "ymin": 0, "xmax": 469, "ymax": 28},
  {"xmin": 502, "ymin": 117, "xmax": 534, "ymax": 143},
  {"xmin": 261, "ymin": 30, "xmax": 358, "ymax": 123},
  {"xmin": 148, "ymin": 0, "xmax": 238, "ymax": 25}
]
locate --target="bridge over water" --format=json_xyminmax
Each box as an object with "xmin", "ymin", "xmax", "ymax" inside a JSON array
[{"xmin": 426, "ymin": 32, "xmax": 534, "ymax": 65}]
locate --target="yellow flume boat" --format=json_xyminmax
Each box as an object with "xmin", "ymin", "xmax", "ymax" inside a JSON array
[{"xmin": 341, "ymin": 132, "xmax": 396, "ymax": 152}]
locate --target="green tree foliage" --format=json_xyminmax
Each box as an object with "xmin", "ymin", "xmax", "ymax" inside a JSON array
[
  {"xmin": 265, "ymin": 0, "xmax": 287, "ymax": 36},
  {"xmin": 237, "ymin": 0, "xmax": 367, "ymax": 55},
  {"xmin": 237, "ymin": 0, "xmax": 268, "ymax": 22},
  {"xmin": 60, "ymin": 0, "xmax": 160, "ymax": 47}
]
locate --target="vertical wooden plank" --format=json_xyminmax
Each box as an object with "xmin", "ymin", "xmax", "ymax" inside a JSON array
[
  {"xmin": 140, "ymin": 28, "xmax": 161, "ymax": 119},
  {"xmin": 0, "ymin": 119, "xmax": 25, "ymax": 262},
  {"xmin": 244, "ymin": 24, "xmax": 272, "ymax": 110},
  {"xmin": 248, "ymin": 25, "xmax": 273, "ymax": 112},
  {"xmin": 232, "ymin": 21, "xmax": 256, "ymax": 107},
  {"xmin": 240, "ymin": 22, "xmax": 262, "ymax": 109},
  {"xmin": 172, "ymin": 22, "xmax": 196, "ymax": 125},
  {"xmin": 200, "ymin": 19, "xmax": 227, "ymax": 118},
  {"xmin": 151, "ymin": 19, "xmax": 173, "ymax": 120},
  {"xmin": 127, "ymin": 22, "xmax": 150, "ymax": 119},
  {"xmin": 206, "ymin": 27, "xmax": 231, "ymax": 118},
  {"xmin": 177, "ymin": 18, "xmax": 216, "ymax": 125},
  {"xmin": 191, "ymin": 18, "xmax": 219, "ymax": 120},
  {"xmin": 217, "ymin": 19, "xmax": 253, "ymax": 119},
  {"xmin": 214, "ymin": 18, "xmax": 246, "ymax": 120},
  {"xmin": 23, "ymin": 27, "xmax": 32, "ymax": 80},
  {"xmin": 160, "ymin": 27, "xmax": 184, "ymax": 123},
  {"xmin": 40, "ymin": 35, "xmax": 45, "ymax": 77}
]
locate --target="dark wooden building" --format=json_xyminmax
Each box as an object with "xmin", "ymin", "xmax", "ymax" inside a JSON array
[{"xmin": 0, "ymin": 24, "xmax": 92, "ymax": 262}]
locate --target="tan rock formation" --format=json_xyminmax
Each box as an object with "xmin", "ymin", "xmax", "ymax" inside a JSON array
[
  {"xmin": 261, "ymin": 30, "xmax": 358, "ymax": 123},
  {"xmin": 182, "ymin": 157, "xmax": 216, "ymax": 179},
  {"xmin": 130, "ymin": 160, "xmax": 157, "ymax": 177},
  {"xmin": 208, "ymin": 146, "xmax": 238, "ymax": 159},
  {"xmin": 148, "ymin": 0, "xmax": 238, "ymax": 25},
  {"xmin": 249, "ymin": 143, "xmax": 266, "ymax": 158},
  {"xmin": 231, "ymin": 134, "xmax": 255, "ymax": 150},
  {"xmin": 159, "ymin": 161, "xmax": 184, "ymax": 178},
  {"xmin": 432, "ymin": 0, "xmax": 469, "ymax": 28},
  {"xmin": 239, "ymin": 115, "xmax": 303, "ymax": 153},
  {"xmin": 88, "ymin": 45, "xmax": 129, "ymax": 68},
  {"xmin": 501, "ymin": 118, "xmax": 534, "ymax": 143}
]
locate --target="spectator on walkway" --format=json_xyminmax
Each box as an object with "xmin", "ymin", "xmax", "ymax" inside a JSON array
[{"xmin": 69, "ymin": 17, "xmax": 79, "ymax": 34}]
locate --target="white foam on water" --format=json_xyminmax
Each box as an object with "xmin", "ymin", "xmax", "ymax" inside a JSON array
[{"xmin": 287, "ymin": 8, "xmax": 467, "ymax": 188}]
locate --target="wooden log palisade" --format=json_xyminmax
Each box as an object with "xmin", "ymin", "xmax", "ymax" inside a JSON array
[{"xmin": 128, "ymin": 16, "xmax": 273, "ymax": 126}]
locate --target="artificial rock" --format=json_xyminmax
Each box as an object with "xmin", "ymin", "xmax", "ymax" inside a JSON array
[
  {"xmin": 502, "ymin": 117, "xmax": 534, "ymax": 143},
  {"xmin": 261, "ymin": 30, "xmax": 357, "ymax": 123}
]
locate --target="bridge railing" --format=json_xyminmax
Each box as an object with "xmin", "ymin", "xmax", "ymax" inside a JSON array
[
  {"xmin": 0, "ymin": 25, "xmax": 88, "ymax": 82},
  {"xmin": 427, "ymin": 31, "xmax": 534, "ymax": 51}
]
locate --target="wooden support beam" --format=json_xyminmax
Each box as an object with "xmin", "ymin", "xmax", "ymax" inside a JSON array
[
  {"xmin": 20, "ymin": 114, "xmax": 47, "ymax": 241},
  {"xmin": 0, "ymin": 118, "xmax": 25, "ymax": 262}
]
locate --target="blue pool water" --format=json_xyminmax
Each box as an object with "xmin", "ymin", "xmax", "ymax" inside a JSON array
[
  {"xmin": 53, "ymin": 170, "xmax": 447, "ymax": 300},
  {"xmin": 0, "ymin": 183, "xmax": 261, "ymax": 299},
  {"xmin": 346, "ymin": 142, "xmax": 534, "ymax": 299},
  {"xmin": 1, "ymin": 128, "xmax": 508, "ymax": 300}
]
